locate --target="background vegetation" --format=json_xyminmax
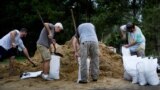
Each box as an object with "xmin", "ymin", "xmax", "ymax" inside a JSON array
[{"xmin": 0, "ymin": 0, "xmax": 159, "ymax": 56}]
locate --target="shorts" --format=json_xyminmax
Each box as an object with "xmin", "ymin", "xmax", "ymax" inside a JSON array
[
  {"xmin": 0, "ymin": 46, "xmax": 17, "ymax": 61},
  {"xmin": 37, "ymin": 44, "xmax": 51, "ymax": 61}
]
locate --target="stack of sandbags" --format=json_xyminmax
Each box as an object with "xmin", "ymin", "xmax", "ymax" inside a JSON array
[{"xmin": 122, "ymin": 47, "xmax": 160, "ymax": 86}]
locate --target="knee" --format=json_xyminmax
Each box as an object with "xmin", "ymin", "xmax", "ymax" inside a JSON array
[{"xmin": 10, "ymin": 56, "xmax": 15, "ymax": 60}]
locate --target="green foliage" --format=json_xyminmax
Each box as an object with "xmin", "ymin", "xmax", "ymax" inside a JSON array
[
  {"xmin": 0, "ymin": 0, "xmax": 160, "ymax": 56},
  {"xmin": 142, "ymin": 6, "xmax": 160, "ymax": 56}
]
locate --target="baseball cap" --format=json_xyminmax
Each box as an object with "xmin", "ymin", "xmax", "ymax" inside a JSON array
[{"xmin": 126, "ymin": 22, "xmax": 134, "ymax": 30}]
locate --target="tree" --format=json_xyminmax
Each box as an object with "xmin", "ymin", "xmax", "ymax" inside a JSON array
[{"xmin": 142, "ymin": 0, "xmax": 160, "ymax": 55}]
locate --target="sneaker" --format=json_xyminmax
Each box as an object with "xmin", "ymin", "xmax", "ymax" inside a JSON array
[
  {"xmin": 92, "ymin": 79, "xmax": 97, "ymax": 82},
  {"xmin": 41, "ymin": 74, "xmax": 53, "ymax": 81},
  {"xmin": 0, "ymin": 76, "xmax": 3, "ymax": 79},
  {"xmin": 78, "ymin": 80, "xmax": 88, "ymax": 84}
]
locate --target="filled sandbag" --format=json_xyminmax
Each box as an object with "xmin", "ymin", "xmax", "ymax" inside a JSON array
[
  {"xmin": 49, "ymin": 55, "xmax": 61, "ymax": 79},
  {"xmin": 122, "ymin": 55, "xmax": 138, "ymax": 84},
  {"xmin": 121, "ymin": 46, "xmax": 131, "ymax": 56},
  {"xmin": 136, "ymin": 60, "xmax": 147, "ymax": 86},
  {"xmin": 144, "ymin": 58, "xmax": 159, "ymax": 85}
]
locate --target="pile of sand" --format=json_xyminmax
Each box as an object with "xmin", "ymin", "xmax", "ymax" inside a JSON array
[{"xmin": 0, "ymin": 40, "xmax": 123, "ymax": 80}]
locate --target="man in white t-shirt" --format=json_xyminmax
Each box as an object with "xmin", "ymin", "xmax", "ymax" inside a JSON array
[
  {"xmin": 120, "ymin": 23, "xmax": 146, "ymax": 57},
  {"xmin": 0, "ymin": 28, "xmax": 35, "ymax": 75}
]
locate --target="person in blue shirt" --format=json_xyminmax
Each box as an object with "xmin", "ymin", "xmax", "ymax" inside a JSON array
[{"xmin": 120, "ymin": 23, "xmax": 146, "ymax": 57}]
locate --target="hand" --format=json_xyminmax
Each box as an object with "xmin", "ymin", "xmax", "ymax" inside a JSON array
[
  {"xmin": 32, "ymin": 63, "xmax": 37, "ymax": 67},
  {"xmin": 48, "ymin": 33, "xmax": 53, "ymax": 39},
  {"xmin": 123, "ymin": 44, "xmax": 130, "ymax": 48},
  {"xmin": 74, "ymin": 52, "xmax": 79, "ymax": 59},
  {"xmin": 11, "ymin": 43, "xmax": 16, "ymax": 48},
  {"xmin": 28, "ymin": 58, "xmax": 37, "ymax": 67},
  {"xmin": 52, "ymin": 39, "xmax": 56, "ymax": 44}
]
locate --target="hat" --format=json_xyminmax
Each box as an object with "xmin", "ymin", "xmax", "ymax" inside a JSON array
[
  {"xmin": 126, "ymin": 22, "xmax": 134, "ymax": 30},
  {"xmin": 55, "ymin": 22, "xmax": 63, "ymax": 30}
]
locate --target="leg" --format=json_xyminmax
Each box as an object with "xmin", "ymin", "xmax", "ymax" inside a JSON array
[
  {"xmin": 80, "ymin": 42, "xmax": 89, "ymax": 82},
  {"xmin": 130, "ymin": 51, "xmax": 137, "ymax": 56},
  {"xmin": 9, "ymin": 56, "xmax": 15, "ymax": 76},
  {"xmin": 37, "ymin": 44, "xmax": 52, "ymax": 80},
  {"xmin": 0, "ymin": 46, "xmax": 7, "ymax": 62},
  {"xmin": 137, "ymin": 49, "xmax": 145, "ymax": 57},
  {"xmin": 43, "ymin": 60, "xmax": 50, "ymax": 74},
  {"xmin": 90, "ymin": 42, "xmax": 99, "ymax": 81},
  {"xmin": 7, "ymin": 47, "xmax": 17, "ymax": 76}
]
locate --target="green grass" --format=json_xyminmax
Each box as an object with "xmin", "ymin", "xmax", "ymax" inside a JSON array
[{"xmin": 0, "ymin": 56, "xmax": 26, "ymax": 64}]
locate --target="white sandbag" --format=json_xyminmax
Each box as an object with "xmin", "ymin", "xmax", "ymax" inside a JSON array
[
  {"xmin": 136, "ymin": 61, "xmax": 147, "ymax": 86},
  {"xmin": 121, "ymin": 46, "xmax": 131, "ymax": 56},
  {"xmin": 49, "ymin": 55, "xmax": 60, "ymax": 79},
  {"xmin": 77, "ymin": 57, "xmax": 90, "ymax": 83},
  {"xmin": 144, "ymin": 58, "xmax": 159, "ymax": 85},
  {"xmin": 123, "ymin": 54, "xmax": 159, "ymax": 86},
  {"xmin": 20, "ymin": 71, "xmax": 42, "ymax": 79},
  {"xmin": 122, "ymin": 55, "xmax": 138, "ymax": 84},
  {"xmin": 146, "ymin": 72, "xmax": 159, "ymax": 85}
]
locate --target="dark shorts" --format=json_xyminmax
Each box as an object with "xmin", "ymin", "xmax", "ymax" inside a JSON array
[{"xmin": 0, "ymin": 46, "xmax": 17, "ymax": 61}]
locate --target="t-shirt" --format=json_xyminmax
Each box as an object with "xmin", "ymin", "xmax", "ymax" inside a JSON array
[
  {"xmin": 37, "ymin": 23, "xmax": 55, "ymax": 48},
  {"xmin": 128, "ymin": 26, "xmax": 146, "ymax": 52},
  {"xmin": 0, "ymin": 30, "xmax": 25, "ymax": 50},
  {"xmin": 75, "ymin": 23, "xmax": 98, "ymax": 43},
  {"xmin": 128, "ymin": 26, "xmax": 145, "ymax": 44}
]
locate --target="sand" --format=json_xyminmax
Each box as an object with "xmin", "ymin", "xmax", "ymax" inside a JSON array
[{"xmin": 0, "ymin": 41, "xmax": 123, "ymax": 80}]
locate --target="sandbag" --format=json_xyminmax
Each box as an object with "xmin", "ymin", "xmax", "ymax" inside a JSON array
[
  {"xmin": 121, "ymin": 46, "xmax": 131, "ymax": 56},
  {"xmin": 49, "ymin": 55, "xmax": 60, "ymax": 79},
  {"xmin": 122, "ymin": 55, "xmax": 138, "ymax": 84},
  {"xmin": 122, "ymin": 46, "xmax": 159, "ymax": 86},
  {"xmin": 136, "ymin": 61, "xmax": 147, "ymax": 86},
  {"xmin": 20, "ymin": 71, "xmax": 42, "ymax": 79},
  {"xmin": 77, "ymin": 57, "xmax": 90, "ymax": 83},
  {"xmin": 122, "ymin": 47, "xmax": 138, "ymax": 83},
  {"xmin": 144, "ymin": 58, "xmax": 159, "ymax": 85}
]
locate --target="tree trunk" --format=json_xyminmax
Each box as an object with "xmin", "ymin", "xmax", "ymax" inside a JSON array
[{"xmin": 132, "ymin": 0, "xmax": 136, "ymax": 19}]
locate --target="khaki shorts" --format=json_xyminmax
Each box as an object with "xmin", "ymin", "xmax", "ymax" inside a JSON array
[{"xmin": 37, "ymin": 44, "xmax": 51, "ymax": 61}]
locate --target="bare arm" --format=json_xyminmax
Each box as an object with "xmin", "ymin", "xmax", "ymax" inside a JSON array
[
  {"xmin": 44, "ymin": 23, "xmax": 52, "ymax": 36},
  {"xmin": 44, "ymin": 23, "xmax": 56, "ymax": 52},
  {"xmin": 120, "ymin": 30, "xmax": 126, "ymax": 40},
  {"xmin": 10, "ymin": 31, "xmax": 17, "ymax": 48},
  {"xmin": 23, "ymin": 48, "xmax": 36, "ymax": 66},
  {"xmin": 72, "ymin": 36, "xmax": 80, "ymax": 59},
  {"xmin": 72, "ymin": 36, "xmax": 79, "ymax": 52},
  {"xmin": 124, "ymin": 41, "xmax": 137, "ymax": 48}
]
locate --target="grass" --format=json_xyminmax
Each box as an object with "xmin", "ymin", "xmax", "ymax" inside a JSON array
[{"xmin": 0, "ymin": 56, "xmax": 26, "ymax": 64}]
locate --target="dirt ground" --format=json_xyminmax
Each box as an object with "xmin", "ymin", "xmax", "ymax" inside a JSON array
[
  {"xmin": 0, "ymin": 41, "xmax": 160, "ymax": 90},
  {"xmin": 0, "ymin": 76, "xmax": 160, "ymax": 90}
]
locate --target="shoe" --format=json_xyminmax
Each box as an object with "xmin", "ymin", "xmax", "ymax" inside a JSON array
[
  {"xmin": 93, "ymin": 79, "xmax": 97, "ymax": 82},
  {"xmin": 41, "ymin": 74, "xmax": 53, "ymax": 81},
  {"xmin": 0, "ymin": 76, "xmax": 3, "ymax": 79},
  {"xmin": 78, "ymin": 80, "xmax": 88, "ymax": 84}
]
